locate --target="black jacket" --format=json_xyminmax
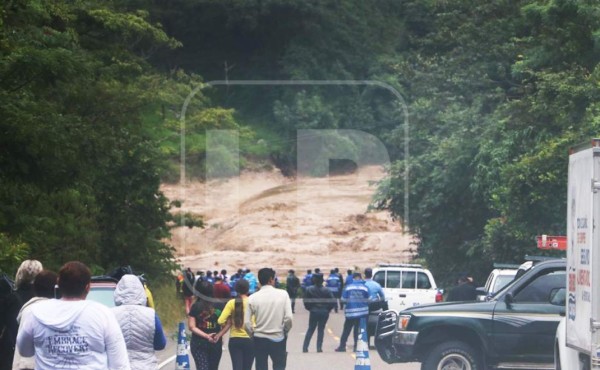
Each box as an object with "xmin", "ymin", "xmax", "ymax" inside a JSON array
[
  {"xmin": 447, "ymin": 282, "xmax": 477, "ymax": 302},
  {"xmin": 303, "ymin": 285, "xmax": 335, "ymax": 313},
  {"xmin": 286, "ymin": 275, "xmax": 300, "ymax": 296}
]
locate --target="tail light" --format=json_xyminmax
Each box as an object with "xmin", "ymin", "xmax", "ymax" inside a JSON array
[{"xmin": 435, "ymin": 290, "xmax": 444, "ymax": 302}]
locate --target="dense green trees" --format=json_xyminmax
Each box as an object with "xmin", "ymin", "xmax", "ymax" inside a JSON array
[
  {"xmin": 2, "ymin": 0, "xmax": 597, "ymax": 282},
  {"xmin": 0, "ymin": 1, "xmax": 182, "ymax": 277},
  {"xmin": 375, "ymin": 0, "xmax": 600, "ymax": 284}
]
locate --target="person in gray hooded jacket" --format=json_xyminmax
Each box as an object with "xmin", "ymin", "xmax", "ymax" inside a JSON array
[{"xmin": 113, "ymin": 274, "xmax": 166, "ymax": 370}]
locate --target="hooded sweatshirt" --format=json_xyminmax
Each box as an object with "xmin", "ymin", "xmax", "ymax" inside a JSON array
[
  {"xmin": 16, "ymin": 298, "xmax": 130, "ymax": 370},
  {"xmin": 112, "ymin": 275, "xmax": 166, "ymax": 370}
]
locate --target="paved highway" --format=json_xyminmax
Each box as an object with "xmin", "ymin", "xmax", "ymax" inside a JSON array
[{"xmin": 157, "ymin": 304, "xmax": 419, "ymax": 370}]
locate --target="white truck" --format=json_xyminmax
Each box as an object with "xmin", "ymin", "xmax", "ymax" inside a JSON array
[{"xmin": 555, "ymin": 139, "xmax": 600, "ymax": 370}]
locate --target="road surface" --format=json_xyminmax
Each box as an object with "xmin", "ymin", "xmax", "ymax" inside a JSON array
[{"xmin": 157, "ymin": 304, "xmax": 420, "ymax": 370}]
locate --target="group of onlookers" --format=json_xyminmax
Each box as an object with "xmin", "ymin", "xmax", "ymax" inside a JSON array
[
  {"xmin": 2, "ymin": 259, "xmax": 387, "ymax": 370},
  {"xmin": 186, "ymin": 267, "xmax": 292, "ymax": 370},
  {"xmin": 1, "ymin": 260, "xmax": 166, "ymax": 370}
]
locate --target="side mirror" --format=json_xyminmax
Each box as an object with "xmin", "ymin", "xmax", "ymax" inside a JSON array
[
  {"xmin": 504, "ymin": 292, "xmax": 514, "ymax": 307},
  {"xmin": 475, "ymin": 287, "xmax": 490, "ymax": 301}
]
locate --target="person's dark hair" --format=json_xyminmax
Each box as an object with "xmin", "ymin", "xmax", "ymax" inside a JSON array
[
  {"xmin": 258, "ymin": 268, "xmax": 275, "ymax": 285},
  {"xmin": 213, "ymin": 270, "xmax": 219, "ymax": 277},
  {"xmin": 233, "ymin": 279, "xmax": 249, "ymax": 329},
  {"xmin": 353, "ymin": 272, "xmax": 362, "ymax": 279},
  {"xmin": 194, "ymin": 280, "xmax": 214, "ymax": 312},
  {"xmin": 221, "ymin": 269, "xmax": 227, "ymax": 276},
  {"xmin": 307, "ymin": 269, "xmax": 312, "ymax": 274},
  {"xmin": 288, "ymin": 269, "xmax": 295, "ymax": 274},
  {"xmin": 58, "ymin": 261, "xmax": 91, "ymax": 298},
  {"xmin": 315, "ymin": 268, "xmax": 321, "ymax": 274},
  {"xmin": 334, "ymin": 267, "xmax": 339, "ymax": 273},
  {"xmin": 347, "ymin": 269, "xmax": 353, "ymax": 275},
  {"xmin": 34, "ymin": 270, "xmax": 58, "ymax": 299},
  {"xmin": 196, "ymin": 271, "xmax": 202, "ymax": 275},
  {"xmin": 330, "ymin": 269, "xmax": 335, "ymax": 274},
  {"xmin": 206, "ymin": 271, "xmax": 212, "ymax": 276},
  {"xmin": 312, "ymin": 273, "xmax": 324, "ymax": 286},
  {"xmin": 364, "ymin": 268, "xmax": 373, "ymax": 279},
  {"xmin": 237, "ymin": 268, "xmax": 243, "ymax": 274}
]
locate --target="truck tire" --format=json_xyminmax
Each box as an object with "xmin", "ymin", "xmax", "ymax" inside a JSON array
[{"xmin": 421, "ymin": 341, "xmax": 483, "ymax": 370}]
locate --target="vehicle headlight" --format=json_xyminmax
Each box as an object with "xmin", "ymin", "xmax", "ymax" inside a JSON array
[{"xmin": 398, "ymin": 314, "xmax": 411, "ymax": 330}]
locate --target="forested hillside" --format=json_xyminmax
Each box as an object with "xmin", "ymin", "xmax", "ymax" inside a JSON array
[{"xmin": 1, "ymin": 0, "xmax": 598, "ymax": 282}]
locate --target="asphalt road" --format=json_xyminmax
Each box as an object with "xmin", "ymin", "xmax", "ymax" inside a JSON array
[{"xmin": 157, "ymin": 304, "xmax": 420, "ymax": 370}]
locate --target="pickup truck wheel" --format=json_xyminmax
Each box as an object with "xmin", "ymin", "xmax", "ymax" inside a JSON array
[{"xmin": 421, "ymin": 341, "xmax": 482, "ymax": 370}]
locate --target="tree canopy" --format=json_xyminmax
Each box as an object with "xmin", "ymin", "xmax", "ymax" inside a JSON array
[{"xmin": 2, "ymin": 0, "xmax": 597, "ymax": 283}]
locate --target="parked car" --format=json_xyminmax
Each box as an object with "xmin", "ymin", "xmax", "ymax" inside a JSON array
[
  {"xmin": 476, "ymin": 264, "xmax": 519, "ymax": 301},
  {"xmin": 372, "ymin": 263, "xmax": 442, "ymax": 312},
  {"xmin": 86, "ymin": 276, "xmax": 118, "ymax": 307},
  {"xmin": 369, "ymin": 263, "xmax": 441, "ymax": 344},
  {"xmin": 375, "ymin": 259, "xmax": 566, "ymax": 370}
]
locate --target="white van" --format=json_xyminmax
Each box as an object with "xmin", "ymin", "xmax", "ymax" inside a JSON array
[{"xmin": 372, "ymin": 263, "xmax": 441, "ymax": 312}]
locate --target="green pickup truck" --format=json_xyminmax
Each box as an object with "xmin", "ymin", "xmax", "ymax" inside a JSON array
[{"xmin": 374, "ymin": 259, "xmax": 566, "ymax": 370}]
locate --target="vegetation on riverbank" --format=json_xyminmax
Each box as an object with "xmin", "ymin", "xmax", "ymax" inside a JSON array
[{"xmin": 2, "ymin": 1, "xmax": 598, "ymax": 284}]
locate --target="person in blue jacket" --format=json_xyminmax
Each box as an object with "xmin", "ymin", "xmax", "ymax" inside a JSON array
[
  {"xmin": 301, "ymin": 269, "xmax": 313, "ymax": 294},
  {"xmin": 335, "ymin": 272, "xmax": 369, "ymax": 352},
  {"xmin": 228, "ymin": 269, "xmax": 243, "ymax": 297},
  {"xmin": 243, "ymin": 269, "xmax": 258, "ymax": 295},
  {"xmin": 326, "ymin": 269, "xmax": 341, "ymax": 313}
]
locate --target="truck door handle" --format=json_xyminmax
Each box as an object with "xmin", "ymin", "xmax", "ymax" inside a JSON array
[{"xmin": 399, "ymin": 294, "xmax": 407, "ymax": 298}]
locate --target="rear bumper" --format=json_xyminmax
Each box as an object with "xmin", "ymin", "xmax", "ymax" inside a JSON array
[{"xmin": 374, "ymin": 310, "xmax": 419, "ymax": 363}]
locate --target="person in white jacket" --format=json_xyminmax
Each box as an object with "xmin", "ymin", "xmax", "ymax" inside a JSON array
[
  {"xmin": 112, "ymin": 274, "xmax": 166, "ymax": 370},
  {"xmin": 12, "ymin": 270, "xmax": 57, "ymax": 370},
  {"xmin": 16, "ymin": 261, "xmax": 130, "ymax": 370}
]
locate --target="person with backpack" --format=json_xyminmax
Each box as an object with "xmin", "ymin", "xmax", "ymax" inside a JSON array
[{"xmin": 285, "ymin": 270, "xmax": 300, "ymax": 314}]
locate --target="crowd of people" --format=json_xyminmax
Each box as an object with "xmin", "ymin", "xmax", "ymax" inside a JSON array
[
  {"xmin": 1, "ymin": 260, "xmax": 165, "ymax": 370},
  {"xmin": 176, "ymin": 264, "xmax": 388, "ymax": 369},
  {"xmin": 1, "ymin": 260, "xmax": 394, "ymax": 370}
]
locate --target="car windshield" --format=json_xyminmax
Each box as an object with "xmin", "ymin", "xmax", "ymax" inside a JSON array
[
  {"xmin": 490, "ymin": 267, "xmax": 533, "ymax": 300},
  {"xmin": 492, "ymin": 274, "xmax": 516, "ymax": 293},
  {"xmin": 87, "ymin": 287, "xmax": 115, "ymax": 307}
]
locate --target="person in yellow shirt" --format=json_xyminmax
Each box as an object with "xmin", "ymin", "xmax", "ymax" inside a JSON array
[{"xmin": 216, "ymin": 279, "xmax": 254, "ymax": 370}]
